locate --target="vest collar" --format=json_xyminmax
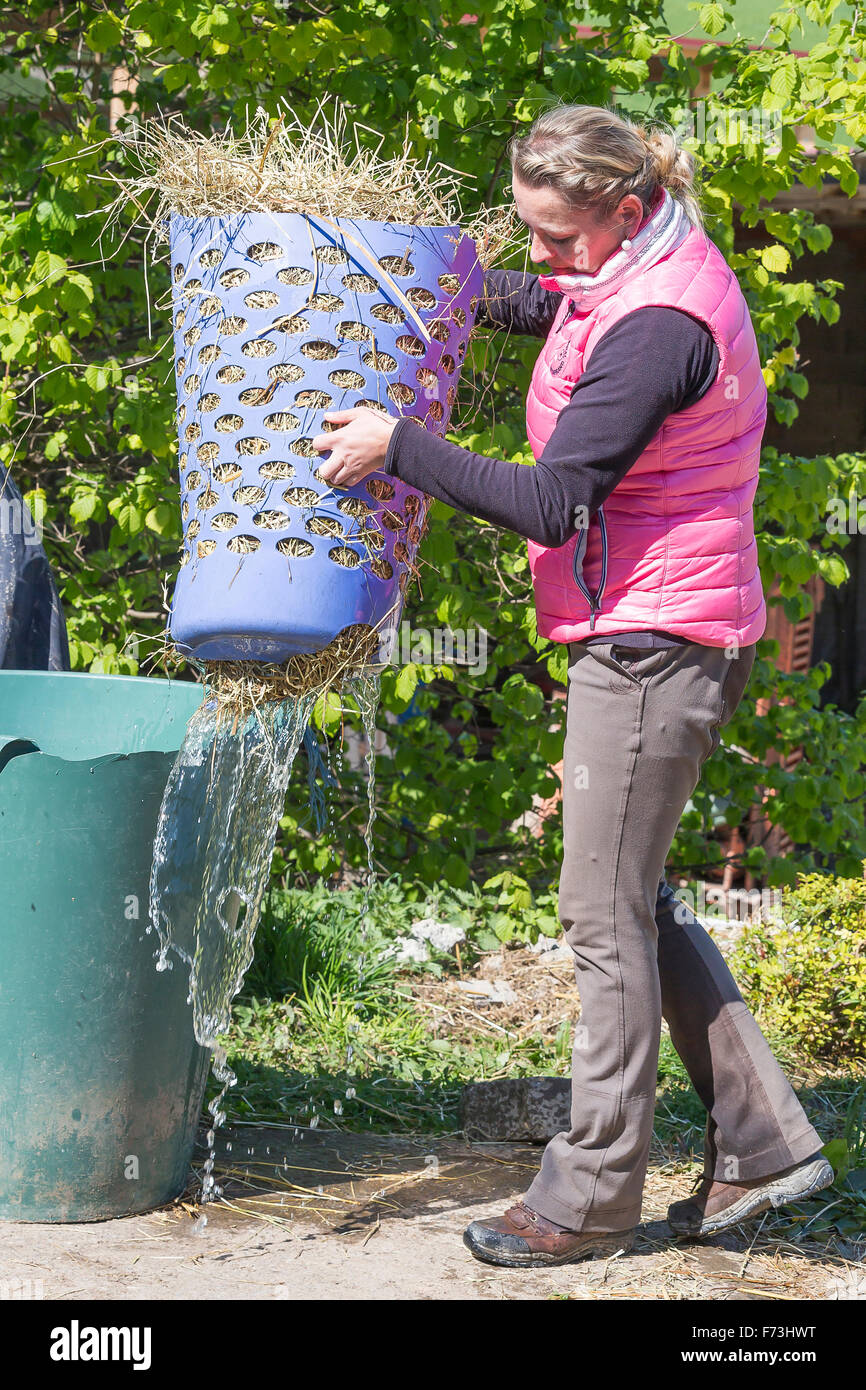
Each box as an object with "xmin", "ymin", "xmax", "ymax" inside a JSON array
[{"xmin": 537, "ymin": 189, "xmax": 692, "ymax": 311}]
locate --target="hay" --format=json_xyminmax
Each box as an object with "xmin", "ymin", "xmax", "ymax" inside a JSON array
[
  {"xmin": 103, "ymin": 99, "xmax": 467, "ymax": 235},
  {"xmin": 203, "ymin": 622, "xmax": 382, "ymax": 713}
]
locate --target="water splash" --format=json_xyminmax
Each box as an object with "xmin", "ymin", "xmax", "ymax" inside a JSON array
[{"xmin": 148, "ymin": 672, "xmax": 382, "ymax": 1209}]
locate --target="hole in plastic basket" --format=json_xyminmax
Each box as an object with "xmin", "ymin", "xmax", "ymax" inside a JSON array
[
  {"xmin": 184, "ymin": 422, "xmax": 202, "ymax": 443},
  {"xmin": 212, "ymin": 512, "xmax": 238, "ymax": 531},
  {"xmin": 295, "ymin": 389, "xmax": 333, "ymax": 409},
  {"xmin": 430, "ymin": 321, "xmax": 450, "ymax": 344},
  {"xmin": 184, "ymin": 325, "xmax": 201, "ymax": 348},
  {"xmin": 213, "ymin": 461, "xmax": 242, "ymax": 484},
  {"xmin": 289, "ymin": 438, "xmax": 317, "ymax": 456},
  {"xmin": 453, "ymin": 306, "xmax": 467, "ymax": 328},
  {"xmin": 438, "ymin": 273, "xmax": 460, "ymax": 294},
  {"xmin": 227, "ymin": 534, "xmax": 261, "ymax": 554},
  {"xmin": 396, "ymin": 335, "xmax": 425, "ymax": 358},
  {"xmin": 253, "ymin": 510, "xmax": 291, "ymax": 530},
  {"xmin": 310, "ymin": 293, "xmax": 343, "ymax": 312},
  {"xmin": 427, "ymin": 400, "xmax": 444, "ymax": 422},
  {"xmin": 379, "ymin": 254, "xmax": 414, "ymax": 277},
  {"xmin": 182, "ymin": 278, "xmax": 202, "ymax": 301},
  {"xmin": 197, "ymin": 488, "xmax": 219, "ymax": 510},
  {"xmin": 216, "ymin": 364, "xmax": 246, "ymax": 384},
  {"xmin": 175, "ymin": 310, "xmax": 186, "ymax": 330},
  {"xmin": 301, "ymin": 340, "xmax": 338, "ymax": 360},
  {"xmin": 248, "ymin": 242, "xmax": 285, "ymax": 264},
  {"xmin": 199, "ymin": 249, "xmax": 223, "ymax": 269},
  {"xmin": 363, "ymin": 349, "xmax": 397, "ymax": 372},
  {"xmin": 366, "ymin": 478, "xmax": 395, "ymax": 501},
  {"xmin": 173, "ymin": 263, "xmax": 185, "ymax": 283},
  {"xmin": 277, "ymin": 537, "xmax": 315, "ymax": 558},
  {"xmin": 370, "ymin": 304, "xmax": 403, "ymax": 325},
  {"xmin": 306, "ymin": 517, "xmax": 344, "ymax": 538},
  {"xmin": 315, "ymin": 245, "xmax": 348, "ymax": 265},
  {"xmin": 220, "ymin": 315, "xmax": 247, "ymax": 336},
  {"xmin": 277, "ymin": 267, "xmax": 315, "ymax": 286},
  {"xmin": 177, "ymin": 404, "xmax": 187, "ymax": 424},
  {"xmin": 416, "ymin": 366, "xmax": 438, "ymax": 390},
  {"xmin": 356, "ymin": 399, "xmax": 389, "ymax": 413},
  {"xmin": 342, "ymin": 273, "xmax": 377, "ymax": 292},
  {"xmin": 283, "ymin": 486, "xmax": 320, "ymax": 507},
  {"xmin": 187, "ymin": 519, "xmax": 201, "ymax": 538},
  {"xmin": 407, "ymin": 287, "xmax": 437, "ymax": 310},
  {"xmin": 235, "ymin": 436, "xmax": 270, "ymax": 455},
  {"xmin": 329, "ymin": 545, "xmax": 361, "ymax": 567},
  {"xmin": 259, "ymin": 460, "xmax": 296, "ymax": 480},
  {"xmin": 242, "ymin": 338, "xmax": 277, "ymax": 358},
  {"xmin": 185, "ymin": 469, "xmax": 203, "ymax": 489},
  {"xmin": 264, "ymin": 411, "xmax": 301, "ymax": 432},
  {"xmin": 394, "ymin": 540, "xmax": 409, "ymax": 563},
  {"xmin": 371, "ymin": 557, "xmax": 393, "ymax": 580},
  {"xmin": 234, "ymin": 485, "xmax": 267, "ymax": 505},
  {"xmin": 199, "ymin": 393, "xmax": 221, "ymax": 412},
  {"xmin": 388, "ymin": 383, "xmax": 416, "ymax": 406},
  {"xmin": 177, "ymin": 356, "xmax": 187, "ymax": 376},
  {"xmin": 381, "ymin": 509, "xmax": 405, "ymax": 532},
  {"xmin": 199, "ymin": 295, "xmax": 221, "ymax": 317},
  {"xmin": 329, "ymin": 368, "xmax": 364, "ymax": 388},
  {"xmin": 245, "ymin": 289, "xmax": 280, "ymax": 311},
  {"xmin": 440, "ymin": 354, "xmax": 456, "ymax": 374},
  {"xmin": 198, "ymin": 343, "xmax": 222, "ymax": 365},
  {"xmin": 337, "ymin": 497, "xmax": 370, "ymax": 519},
  {"xmin": 338, "ymin": 321, "xmax": 372, "ymax": 342},
  {"xmin": 238, "ymin": 386, "xmax": 275, "ymax": 406},
  {"xmin": 272, "ymin": 314, "xmax": 310, "ymax": 335},
  {"xmin": 215, "ymin": 413, "xmax": 243, "ymax": 432},
  {"xmin": 408, "ymin": 523, "xmax": 422, "ymax": 545},
  {"xmin": 219, "ymin": 267, "xmax": 250, "ymax": 289},
  {"xmin": 269, "ymin": 362, "xmax": 305, "ymax": 382},
  {"xmin": 183, "ymin": 374, "xmax": 201, "ymax": 395},
  {"xmin": 197, "ymin": 538, "xmax": 217, "ymax": 557}
]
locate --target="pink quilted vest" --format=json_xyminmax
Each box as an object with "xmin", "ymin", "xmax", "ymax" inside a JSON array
[{"xmin": 525, "ymin": 221, "xmax": 768, "ymax": 648}]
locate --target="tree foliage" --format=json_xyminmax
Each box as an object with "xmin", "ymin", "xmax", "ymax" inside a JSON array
[{"xmin": 3, "ymin": 0, "xmax": 866, "ymax": 884}]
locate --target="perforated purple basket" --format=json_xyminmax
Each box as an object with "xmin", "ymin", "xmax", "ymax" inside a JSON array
[{"xmin": 167, "ymin": 211, "xmax": 483, "ymax": 661}]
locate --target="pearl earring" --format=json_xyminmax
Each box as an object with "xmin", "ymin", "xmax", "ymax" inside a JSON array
[{"xmin": 621, "ymin": 236, "xmax": 632, "ymax": 251}]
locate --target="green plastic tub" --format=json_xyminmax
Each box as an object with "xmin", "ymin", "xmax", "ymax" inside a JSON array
[{"xmin": 0, "ymin": 671, "xmax": 208, "ymax": 1222}]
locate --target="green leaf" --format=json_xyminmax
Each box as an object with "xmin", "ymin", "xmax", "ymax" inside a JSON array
[
  {"xmin": 84, "ymin": 14, "xmax": 124, "ymax": 52},
  {"xmin": 394, "ymin": 662, "xmax": 419, "ymax": 703},
  {"xmin": 698, "ymin": 3, "xmax": 727, "ymax": 36},
  {"xmin": 760, "ymin": 245, "xmax": 791, "ymax": 274}
]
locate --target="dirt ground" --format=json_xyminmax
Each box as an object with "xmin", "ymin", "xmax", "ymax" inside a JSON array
[
  {"xmin": 1, "ymin": 1127, "xmax": 863, "ymax": 1301},
  {"xmin": 2, "ymin": 929, "xmax": 863, "ymax": 1301}
]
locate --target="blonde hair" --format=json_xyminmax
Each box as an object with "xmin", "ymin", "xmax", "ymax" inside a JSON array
[{"xmin": 508, "ymin": 104, "xmax": 703, "ymax": 231}]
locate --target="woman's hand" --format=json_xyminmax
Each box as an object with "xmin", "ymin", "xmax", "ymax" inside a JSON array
[{"xmin": 312, "ymin": 407, "xmax": 400, "ymax": 488}]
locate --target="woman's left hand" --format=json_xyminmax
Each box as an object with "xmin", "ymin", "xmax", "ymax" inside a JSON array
[{"xmin": 312, "ymin": 407, "xmax": 400, "ymax": 488}]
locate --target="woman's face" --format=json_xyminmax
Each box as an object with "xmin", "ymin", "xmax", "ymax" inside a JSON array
[{"xmin": 512, "ymin": 175, "xmax": 644, "ymax": 276}]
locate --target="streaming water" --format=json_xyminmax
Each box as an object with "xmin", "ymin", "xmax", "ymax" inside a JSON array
[{"xmin": 148, "ymin": 672, "xmax": 382, "ymax": 1215}]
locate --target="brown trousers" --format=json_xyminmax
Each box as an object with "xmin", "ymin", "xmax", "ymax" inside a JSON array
[{"xmin": 524, "ymin": 640, "xmax": 823, "ymax": 1232}]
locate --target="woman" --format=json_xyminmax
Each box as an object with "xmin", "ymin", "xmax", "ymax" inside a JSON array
[{"xmin": 313, "ymin": 105, "xmax": 832, "ymax": 1269}]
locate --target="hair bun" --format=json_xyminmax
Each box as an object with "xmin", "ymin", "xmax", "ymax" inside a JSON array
[{"xmin": 644, "ymin": 128, "xmax": 694, "ymax": 196}]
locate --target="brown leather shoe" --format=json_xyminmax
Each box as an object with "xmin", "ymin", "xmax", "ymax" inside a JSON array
[
  {"xmin": 668, "ymin": 1151, "xmax": 834, "ymax": 1238},
  {"xmin": 463, "ymin": 1200, "xmax": 635, "ymax": 1268}
]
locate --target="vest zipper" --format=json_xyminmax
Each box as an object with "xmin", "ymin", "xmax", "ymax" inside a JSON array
[{"xmin": 571, "ymin": 506, "xmax": 608, "ymax": 631}]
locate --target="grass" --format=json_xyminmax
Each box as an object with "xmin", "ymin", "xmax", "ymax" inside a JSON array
[{"xmin": 207, "ymin": 877, "xmax": 866, "ymax": 1243}]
